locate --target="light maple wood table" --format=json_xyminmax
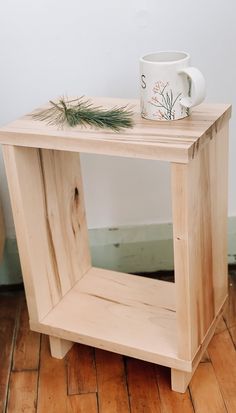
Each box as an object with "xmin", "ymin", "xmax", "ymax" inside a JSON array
[{"xmin": 0, "ymin": 98, "xmax": 231, "ymax": 392}]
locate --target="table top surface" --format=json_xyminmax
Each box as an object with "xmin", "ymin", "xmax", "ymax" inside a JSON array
[{"xmin": 0, "ymin": 97, "xmax": 231, "ymax": 163}]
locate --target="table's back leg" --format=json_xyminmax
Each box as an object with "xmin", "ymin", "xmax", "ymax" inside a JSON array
[
  {"xmin": 3, "ymin": 145, "xmax": 91, "ymax": 357},
  {"xmin": 171, "ymin": 124, "xmax": 229, "ymax": 389}
]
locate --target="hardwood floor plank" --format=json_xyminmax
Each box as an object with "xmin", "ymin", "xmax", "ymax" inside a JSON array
[
  {"xmin": 2, "ymin": 276, "xmax": 236, "ymax": 412},
  {"xmin": 229, "ymin": 326, "xmax": 236, "ymax": 347},
  {"xmin": 95, "ymin": 349, "xmax": 129, "ymax": 413},
  {"xmin": 37, "ymin": 335, "xmax": 70, "ymax": 413},
  {"xmin": 155, "ymin": 366, "xmax": 194, "ymax": 413},
  {"xmin": 0, "ymin": 292, "xmax": 21, "ymax": 318},
  {"xmin": 0, "ymin": 317, "xmax": 16, "ymax": 413},
  {"xmin": 67, "ymin": 344, "xmax": 97, "ymax": 395},
  {"xmin": 66, "ymin": 393, "xmax": 98, "ymax": 413},
  {"xmin": 6, "ymin": 371, "xmax": 38, "ymax": 413},
  {"xmin": 126, "ymin": 358, "xmax": 161, "ymax": 413},
  {"xmin": 208, "ymin": 329, "xmax": 236, "ymax": 413},
  {"xmin": 0, "ymin": 293, "xmax": 21, "ymax": 413},
  {"xmin": 189, "ymin": 362, "xmax": 227, "ymax": 413},
  {"xmin": 12, "ymin": 296, "xmax": 40, "ymax": 371}
]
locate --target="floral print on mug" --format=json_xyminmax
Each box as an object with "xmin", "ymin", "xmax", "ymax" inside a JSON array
[{"xmin": 148, "ymin": 81, "xmax": 185, "ymax": 121}]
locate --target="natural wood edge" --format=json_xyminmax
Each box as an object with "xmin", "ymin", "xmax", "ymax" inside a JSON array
[
  {"xmin": 29, "ymin": 298, "xmax": 227, "ymax": 373},
  {"xmin": 30, "ymin": 320, "xmax": 192, "ymax": 372},
  {"xmin": 188, "ymin": 106, "xmax": 231, "ymax": 160},
  {"xmin": 0, "ymin": 131, "xmax": 190, "ymax": 163}
]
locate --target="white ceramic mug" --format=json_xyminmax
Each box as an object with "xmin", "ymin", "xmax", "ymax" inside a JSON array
[{"xmin": 140, "ymin": 51, "xmax": 206, "ymax": 121}]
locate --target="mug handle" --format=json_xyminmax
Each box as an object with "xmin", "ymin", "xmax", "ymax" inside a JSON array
[{"xmin": 178, "ymin": 67, "xmax": 206, "ymax": 108}]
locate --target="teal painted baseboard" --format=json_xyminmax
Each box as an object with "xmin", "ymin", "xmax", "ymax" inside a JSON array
[
  {"xmin": 0, "ymin": 238, "xmax": 22, "ymax": 286},
  {"xmin": 228, "ymin": 216, "xmax": 236, "ymax": 265},
  {"xmin": 89, "ymin": 222, "xmax": 174, "ymax": 273},
  {"xmin": 1, "ymin": 216, "xmax": 236, "ymax": 285}
]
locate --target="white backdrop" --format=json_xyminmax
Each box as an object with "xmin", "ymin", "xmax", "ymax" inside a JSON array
[{"xmin": 0, "ymin": 0, "xmax": 235, "ymax": 235}]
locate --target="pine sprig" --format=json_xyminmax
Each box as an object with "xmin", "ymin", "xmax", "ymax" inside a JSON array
[{"xmin": 32, "ymin": 97, "xmax": 134, "ymax": 132}]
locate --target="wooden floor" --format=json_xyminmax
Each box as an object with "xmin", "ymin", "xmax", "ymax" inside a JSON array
[{"xmin": 0, "ymin": 271, "xmax": 236, "ymax": 413}]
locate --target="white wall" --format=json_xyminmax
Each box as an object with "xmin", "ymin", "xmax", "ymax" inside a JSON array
[{"xmin": 0, "ymin": 0, "xmax": 236, "ymax": 235}]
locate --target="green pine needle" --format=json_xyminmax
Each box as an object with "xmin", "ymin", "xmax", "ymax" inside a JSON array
[{"xmin": 32, "ymin": 97, "xmax": 134, "ymax": 132}]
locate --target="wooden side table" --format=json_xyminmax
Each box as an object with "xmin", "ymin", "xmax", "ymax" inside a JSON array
[{"xmin": 0, "ymin": 98, "xmax": 231, "ymax": 392}]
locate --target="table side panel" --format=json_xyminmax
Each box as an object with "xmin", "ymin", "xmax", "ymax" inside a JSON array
[
  {"xmin": 39, "ymin": 149, "xmax": 91, "ymax": 292},
  {"xmin": 171, "ymin": 123, "xmax": 229, "ymax": 360},
  {"xmin": 2, "ymin": 145, "xmax": 91, "ymax": 322}
]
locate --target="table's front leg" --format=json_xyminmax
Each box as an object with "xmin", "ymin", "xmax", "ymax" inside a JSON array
[
  {"xmin": 2, "ymin": 145, "xmax": 91, "ymax": 357},
  {"xmin": 171, "ymin": 123, "xmax": 229, "ymax": 392}
]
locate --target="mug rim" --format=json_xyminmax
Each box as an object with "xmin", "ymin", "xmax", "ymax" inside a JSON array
[{"xmin": 140, "ymin": 51, "xmax": 190, "ymax": 64}]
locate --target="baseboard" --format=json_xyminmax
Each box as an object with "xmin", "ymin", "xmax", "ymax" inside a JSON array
[
  {"xmin": 0, "ymin": 238, "xmax": 22, "ymax": 285},
  {"xmin": 228, "ymin": 216, "xmax": 236, "ymax": 264},
  {"xmin": 89, "ymin": 222, "xmax": 174, "ymax": 274},
  {"xmin": 1, "ymin": 217, "xmax": 236, "ymax": 285}
]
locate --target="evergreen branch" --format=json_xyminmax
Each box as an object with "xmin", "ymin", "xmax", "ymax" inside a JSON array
[{"xmin": 32, "ymin": 97, "xmax": 134, "ymax": 132}]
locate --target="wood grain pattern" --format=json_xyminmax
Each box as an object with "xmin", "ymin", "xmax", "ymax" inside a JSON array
[
  {"xmin": 208, "ymin": 329, "xmax": 236, "ymax": 413},
  {"xmin": 171, "ymin": 124, "xmax": 229, "ymax": 360},
  {"xmin": 1, "ymin": 101, "xmax": 231, "ymax": 394},
  {"xmin": 1, "ymin": 285, "xmax": 236, "ymax": 412},
  {"xmin": 229, "ymin": 325, "xmax": 236, "ymax": 347},
  {"xmin": 189, "ymin": 362, "xmax": 227, "ymax": 413},
  {"xmin": 31, "ymin": 267, "xmax": 187, "ymax": 371},
  {"xmin": 126, "ymin": 358, "xmax": 161, "ymax": 413},
  {"xmin": 39, "ymin": 149, "xmax": 91, "ymax": 293},
  {"xmin": 66, "ymin": 394, "xmax": 98, "ymax": 413},
  {"xmin": 2, "ymin": 146, "xmax": 91, "ymax": 322},
  {"xmin": 156, "ymin": 366, "xmax": 194, "ymax": 413},
  {"xmin": 37, "ymin": 336, "xmax": 98, "ymax": 413},
  {"xmin": 12, "ymin": 296, "xmax": 40, "ymax": 371},
  {"xmin": 7, "ymin": 371, "xmax": 38, "ymax": 413},
  {"xmin": 37, "ymin": 335, "xmax": 70, "ymax": 413},
  {"xmin": 0, "ymin": 100, "xmax": 231, "ymax": 163},
  {"xmin": 0, "ymin": 293, "xmax": 20, "ymax": 413},
  {"xmin": 67, "ymin": 344, "xmax": 97, "ymax": 395},
  {"xmin": 95, "ymin": 349, "xmax": 129, "ymax": 413}
]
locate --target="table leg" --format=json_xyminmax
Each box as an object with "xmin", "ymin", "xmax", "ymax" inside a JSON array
[
  {"xmin": 171, "ymin": 369, "xmax": 192, "ymax": 393},
  {"xmin": 49, "ymin": 336, "xmax": 74, "ymax": 359}
]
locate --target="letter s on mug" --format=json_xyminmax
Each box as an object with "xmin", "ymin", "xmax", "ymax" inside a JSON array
[{"xmin": 141, "ymin": 74, "xmax": 146, "ymax": 89}]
